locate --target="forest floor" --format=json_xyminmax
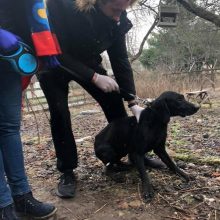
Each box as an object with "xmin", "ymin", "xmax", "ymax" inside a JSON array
[{"xmin": 21, "ymin": 89, "xmax": 220, "ymax": 220}]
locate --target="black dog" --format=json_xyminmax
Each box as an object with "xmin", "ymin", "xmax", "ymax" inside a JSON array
[{"xmin": 94, "ymin": 91, "xmax": 199, "ymax": 202}]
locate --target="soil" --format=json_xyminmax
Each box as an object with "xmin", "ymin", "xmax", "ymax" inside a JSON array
[{"xmin": 21, "ymin": 90, "xmax": 220, "ymax": 220}]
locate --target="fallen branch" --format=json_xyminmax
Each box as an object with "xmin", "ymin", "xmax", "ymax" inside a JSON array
[
  {"xmin": 176, "ymin": 186, "xmax": 220, "ymax": 194},
  {"xmin": 94, "ymin": 203, "xmax": 107, "ymax": 214},
  {"xmin": 191, "ymin": 201, "xmax": 205, "ymax": 210},
  {"xmin": 61, "ymin": 206, "xmax": 79, "ymax": 220},
  {"xmin": 158, "ymin": 193, "xmax": 190, "ymax": 215},
  {"xmin": 163, "ymin": 216, "xmax": 181, "ymax": 220}
]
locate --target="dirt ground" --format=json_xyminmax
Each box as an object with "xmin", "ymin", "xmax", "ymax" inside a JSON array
[{"xmin": 21, "ymin": 90, "xmax": 220, "ymax": 220}]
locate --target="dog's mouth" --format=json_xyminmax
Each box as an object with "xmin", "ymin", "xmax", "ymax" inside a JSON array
[
  {"xmin": 179, "ymin": 107, "xmax": 199, "ymax": 117},
  {"xmin": 177, "ymin": 104, "xmax": 200, "ymax": 117}
]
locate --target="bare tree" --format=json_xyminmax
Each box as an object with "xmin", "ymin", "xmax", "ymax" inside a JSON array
[
  {"xmin": 128, "ymin": 0, "xmax": 220, "ymax": 63},
  {"xmin": 130, "ymin": 17, "xmax": 158, "ymax": 63},
  {"xmin": 128, "ymin": 0, "xmax": 160, "ymax": 62},
  {"xmin": 177, "ymin": 0, "xmax": 220, "ymax": 27}
]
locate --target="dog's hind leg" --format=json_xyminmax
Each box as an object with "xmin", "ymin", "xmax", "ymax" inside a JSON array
[
  {"xmin": 95, "ymin": 143, "xmax": 132, "ymax": 172},
  {"xmin": 95, "ymin": 143, "xmax": 118, "ymax": 165}
]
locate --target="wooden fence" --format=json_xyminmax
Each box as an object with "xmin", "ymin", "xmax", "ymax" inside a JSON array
[{"xmin": 23, "ymin": 81, "xmax": 95, "ymax": 113}]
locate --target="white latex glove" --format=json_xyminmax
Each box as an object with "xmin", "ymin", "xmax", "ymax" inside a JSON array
[
  {"xmin": 92, "ymin": 73, "xmax": 119, "ymax": 93},
  {"xmin": 130, "ymin": 104, "xmax": 144, "ymax": 122}
]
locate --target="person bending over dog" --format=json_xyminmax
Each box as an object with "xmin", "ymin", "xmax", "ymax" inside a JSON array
[{"xmin": 37, "ymin": 0, "xmax": 165, "ymax": 199}]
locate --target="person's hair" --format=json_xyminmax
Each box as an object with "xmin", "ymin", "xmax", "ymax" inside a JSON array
[{"xmin": 98, "ymin": 0, "xmax": 137, "ymax": 6}]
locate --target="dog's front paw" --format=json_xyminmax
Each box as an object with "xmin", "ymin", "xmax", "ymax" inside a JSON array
[
  {"xmin": 142, "ymin": 187, "xmax": 155, "ymax": 203},
  {"xmin": 178, "ymin": 170, "xmax": 191, "ymax": 182},
  {"xmin": 182, "ymin": 172, "xmax": 197, "ymax": 182},
  {"xmin": 187, "ymin": 173, "xmax": 196, "ymax": 181},
  {"xmin": 182, "ymin": 173, "xmax": 190, "ymax": 182}
]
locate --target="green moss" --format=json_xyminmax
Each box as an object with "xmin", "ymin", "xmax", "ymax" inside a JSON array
[
  {"xmin": 200, "ymin": 156, "xmax": 220, "ymax": 165},
  {"xmin": 171, "ymin": 139, "xmax": 188, "ymax": 147},
  {"xmin": 174, "ymin": 153, "xmax": 196, "ymax": 162},
  {"xmin": 173, "ymin": 153, "xmax": 220, "ymax": 165},
  {"xmin": 170, "ymin": 122, "xmax": 181, "ymax": 138},
  {"xmin": 175, "ymin": 148, "xmax": 191, "ymax": 154}
]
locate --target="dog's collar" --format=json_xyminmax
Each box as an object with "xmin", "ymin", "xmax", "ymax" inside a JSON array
[
  {"xmin": 133, "ymin": 95, "xmax": 154, "ymax": 107},
  {"xmin": 119, "ymin": 88, "xmax": 154, "ymax": 107}
]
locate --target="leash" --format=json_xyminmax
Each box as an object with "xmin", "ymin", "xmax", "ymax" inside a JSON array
[{"xmin": 59, "ymin": 64, "xmax": 153, "ymax": 106}]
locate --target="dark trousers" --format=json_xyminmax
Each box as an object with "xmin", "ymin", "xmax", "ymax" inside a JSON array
[{"xmin": 37, "ymin": 66, "xmax": 127, "ymax": 173}]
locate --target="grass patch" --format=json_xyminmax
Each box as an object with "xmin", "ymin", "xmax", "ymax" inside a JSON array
[
  {"xmin": 200, "ymin": 156, "xmax": 220, "ymax": 165},
  {"xmin": 174, "ymin": 153, "xmax": 220, "ymax": 165},
  {"xmin": 170, "ymin": 122, "xmax": 181, "ymax": 138},
  {"xmin": 175, "ymin": 147, "xmax": 192, "ymax": 154}
]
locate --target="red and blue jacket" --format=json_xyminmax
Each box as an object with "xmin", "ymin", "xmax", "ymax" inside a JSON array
[
  {"xmin": 26, "ymin": 0, "xmax": 61, "ymax": 56},
  {"xmin": 0, "ymin": 0, "xmax": 61, "ymax": 89},
  {"xmin": 0, "ymin": 0, "xmax": 61, "ymax": 56}
]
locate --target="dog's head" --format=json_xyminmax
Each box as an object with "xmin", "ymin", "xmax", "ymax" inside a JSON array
[{"xmin": 153, "ymin": 91, "xmax": 200, "ymax": 118}]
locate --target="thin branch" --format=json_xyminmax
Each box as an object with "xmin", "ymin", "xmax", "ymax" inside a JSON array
[
  {"xmin": 177, "ymin": 0, "xmax": 220, "ymax": 27},
  {"xmin": 130, "ymin": 16, "xmax": 158, "ymax": 63},
  {"xmin": 25, "ymin": 98, "xmax": 41, "ymax": 144},
  {"xmin": 94, "ymin": 204, "xmax": 107, "ymax": 214},
  {"xmin": 138, "ymin": 2, "xmax": 158, "ymax": 15},
  {"xmin": 29, "ymin": 89, "xmax": 50, "ymax": 121}
]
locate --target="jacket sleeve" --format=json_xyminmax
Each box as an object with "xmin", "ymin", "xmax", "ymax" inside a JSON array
[
  {"xmin": 46, "ymin": 0, "xmax": 95, "ymax": 83},
  {"xmin": 26, "ymin": 0, "xmax": 61, "ymax": 56},
  {"xmin": 107, "ymin": 35, "xmax": 136, "ymax": 101}
]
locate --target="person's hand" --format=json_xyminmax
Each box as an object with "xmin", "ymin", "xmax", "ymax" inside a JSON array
[
  {"xmin": 0, "ymin": 29, "xmax": 19, "ymax": 55},
  {"xmin": 130, "ymin": 104, "xmax": 144, "ymax": 122},
  {"xmin": 41, "ymin": 55, "xmax": 60, "ymax": 69},
  {"xmin": 92, "ymin": 73, "xmax": 119, "ymax": 93}
]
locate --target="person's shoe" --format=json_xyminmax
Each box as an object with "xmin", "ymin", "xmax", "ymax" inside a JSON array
[
  {"xmin": 0, "ymin": 204, "xmax": 18, "ymax": 220},
  {"xmin": 144, "ymin": 156, "xmax": 166, "ymax": 169},
  {"xmin": 13, "ymin": 192, "xmax": 57, "ymax": 219},
  {"xmin": 56, "ymin": 172, "xmax": 76, "ymax": 198}
]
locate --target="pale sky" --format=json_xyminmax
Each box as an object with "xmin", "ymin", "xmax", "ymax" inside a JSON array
[{"xmin": 126, "ymin": 0, "xmax": 160, "ymax": 52}]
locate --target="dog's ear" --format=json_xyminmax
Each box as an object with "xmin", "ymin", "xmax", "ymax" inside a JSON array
[{"xmin": 153, "ymin": 99, "xmax": 170, "ymax": 124}]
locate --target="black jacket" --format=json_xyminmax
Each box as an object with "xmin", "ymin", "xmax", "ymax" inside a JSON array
[
  {"xmin": 47, "ymin": 0, "xmax": 136, "ymax": 100},
  {"xmin": 0, "ymin": 0, "xmax": 32, "ymax": 46}
]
